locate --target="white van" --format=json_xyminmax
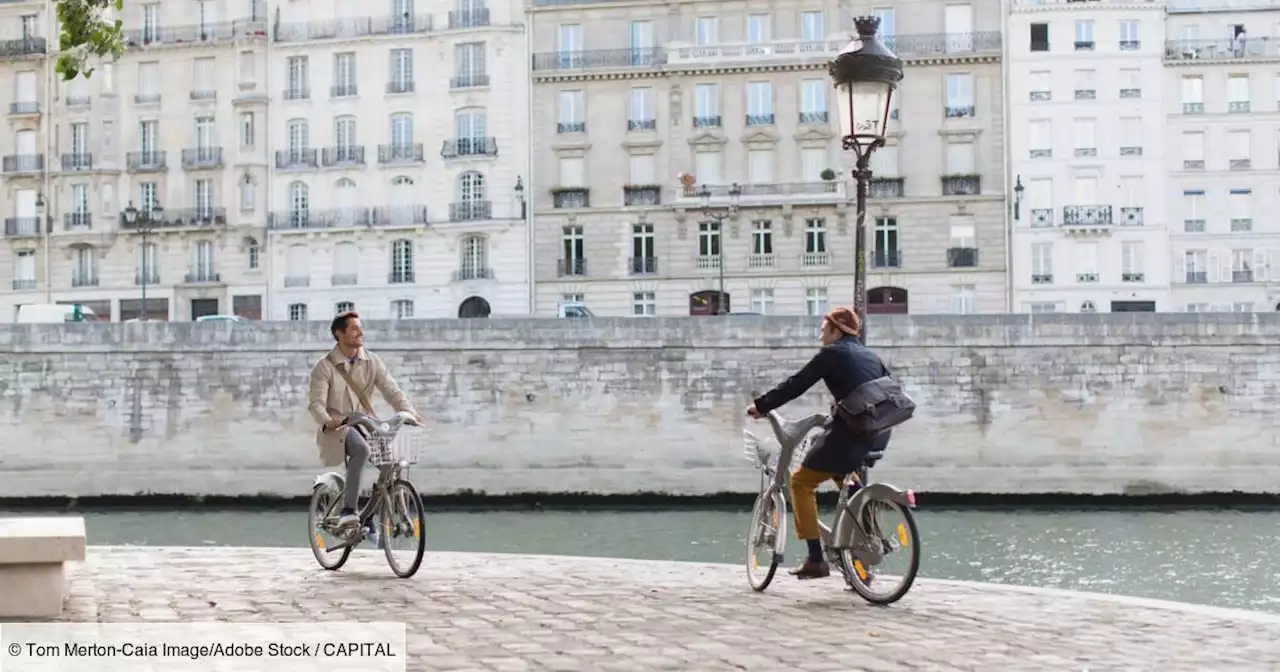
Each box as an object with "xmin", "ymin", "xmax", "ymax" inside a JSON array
[{"xmin": 16, "ymin": 304, "xmax": 98, "ymax": 324}]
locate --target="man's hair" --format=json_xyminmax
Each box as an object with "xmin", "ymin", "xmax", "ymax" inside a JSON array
[
  {"xmin": 330, "ymin": 311, "xmax": 360, "ymax": 341},
  {"xmin": 823, "ymin": 307, "xmax": 861, "ymax": 337}
]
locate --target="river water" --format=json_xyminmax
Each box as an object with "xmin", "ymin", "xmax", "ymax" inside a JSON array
[{"xmin": 12, "ymin": 506, "xmax": 1278, "ymax": 614}]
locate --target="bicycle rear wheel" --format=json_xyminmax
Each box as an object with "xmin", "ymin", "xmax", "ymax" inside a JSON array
[
  {"xmin": 746, "ymin": 488, "xmax": 787, "ymax": 592},
  {"xmin": 838, "ymin": 497, "xmax": 920, "ymax": 605},
  {"xmin": 380, "ymin": 479, "xmax": 427, "ymax": 578},
  {"xmin": 308, "ymin": 484, "xmax": 352, "ymax": 571}
]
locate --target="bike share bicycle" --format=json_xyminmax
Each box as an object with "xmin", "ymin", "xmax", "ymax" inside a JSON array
[
  {"xmin": 308, "ymin": 410, "xmax": 428, "ymax": 578},
  {"xmin": 743, "ymin": 409, "xmax": 920, "ymax": 604}
]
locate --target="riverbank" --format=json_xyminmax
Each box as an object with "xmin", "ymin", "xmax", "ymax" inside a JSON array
[{"xmin": 58, "ymin": 547, "xmax": 1280, "ymax": 670}]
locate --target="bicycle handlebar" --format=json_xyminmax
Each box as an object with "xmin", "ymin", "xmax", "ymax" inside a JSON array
[{"xmin": 339, "ymin": 410, "xmax": 419, "ymax": 436}]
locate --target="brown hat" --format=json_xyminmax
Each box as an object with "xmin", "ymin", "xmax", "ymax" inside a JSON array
[{"xmin": 823, "ymin": 307, "xmax": 861, "ymax": 336}]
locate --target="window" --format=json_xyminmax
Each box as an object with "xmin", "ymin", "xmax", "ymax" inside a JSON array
[
  {"xmin": 390, "ymin": 48, "xmax": 413, "ymax": 91},
  {"xmin": 239, "ymin": 112, "xmax": 255, "ymax": 147},
  {"xmin": 746, "ymin": 14, "xmax": 770, "ymax": 43},
  {"xmin": 949, "ymin": 218, "xmax": 976, "ymax": 250},
  {"xmin": 1120, "ymin": 118, "xmax": 1142, "ymax": 154},
  {"xmin": 698, "ymin": 221, "xmax": 720, "ymax": 258},
  {"xmin": 1073, "ymin": 119, "xmax": 1096, "ymax": 156},
  {"xmin": 1073, "ymin": 69, "xmax": 1096, "ymax": 99},
  {"xmin": 631, "ymin": 292, "xmax": 656, "ymax": 317},
  {"xmin": 945, "ymin": 142, "xmax": 975, "ymax": 174},
  {"xmin": 751, "ymin": 220, "xmax": 772, "ymax": 255},
  {"xmin": 1182, "ymin": 131, "xmax": 1205, "ymax": 168},
  {"xmin": 1232, "ymin": 249, "xmax": 1255, "ymax": 282},
  {"xmin": 629, "ymin": 87, "xmax": 655, "ymax": 129},
  {"xmin": 139, "ymin": 182, "xmax": 158, "ymax": 211},
  {"xmin": 1029, "ymin": 71, "xmax": 1050, "ymax": 100},
  {"xmin": 192, "ymin": 57, "xmax": 215, "ymax": 95},
  {"xmin": 747, "ymin": 149, "xmax": 773, "ymax": 184},
  {"xmin": 1029, "ymin": 22, "xmax": 1048, "ymax": 50},
  {"xmin": 1184, "ymin": 250, "xmax": 1207, "ymax": 283},
  {"xmin": 800, "ymin": 79, "xmax": 826, "ymax": 122},
  {"xmin": 629, "ymin": 154, "xmax": 656, "ymax": 185},
  {"xmin": 288, "ymin": 303, "xmax": 308, "ymax": 321},
  {"xmin": 334, "ymin": 301, "xmax": 354, "ymax": 315},
  {"xmin": 71, "ymin": 183, "xmax": 89, "ymax": 215},
  {"xmin": 561, "ymin": 226, "xmax": 585, "ymax": 275},
  {"xmin": 73, "ymin": 246, "xmax": 96, "ymax": 286},
  {"xmin": 137, "ymin": 242, "xmax": 158, "ymax": 282},
  {"xmin": 1229, "ymin": 130, "xmax": 1251, "ymax": 168},
  {"xmin": 1029, "ymin": 120, "xmax": 1051, "ymax": 158},
  {"xmin": 1074, "ymin": 19, "xmax": 1094, "ymax": 50},
  {"xmin": 1181, "ymin": 76, "xmax": 1203, "ymax": 113},
  {"xmin": 1183, "ymin": 190, "xmax": 1204, "ymax": 231},
  {"xmin": 14, "ymin": 250, "xmax": 35, "ymax": 284},
  {"xmin": 239, "ymin": 50, "xmax": 256, "ymax": 85},
  {"xmin": 801, "ymin": 10, "xmax": 825, "ymax": 40},
  {"xmin": 239, "ymin": 174, "xmax": 256, "ymax": 212},
  {"xmin": 334, "ymin": 116, "xmax": 356, "ymax": 150},
  {"xmin": 287, "ymin": 118, "xmax": 309, "ymax": 153},
  {"xmin": 1076, "ymin": 242, "xmax": 1099, "ymax": 282},
  {"xmin": 459, "ymin": 171, "xmax": 486, "ymax": 202},
  {"xmin": 557, "ymin": 90, "xmax": 584, "ymax": 132},
  {"xmin": 558, "ymin": 156, "xmax": 585, "ymax": 188},
  {"xmin": 195, "ymin": 116, "xmax": 215, "ymax": 149},
  {"xmin": 332, "ymin": 52, "xmax": 355, "ymax": 94},
  {"xmin": 874, "ymin": 217, "xmax": 899, "ymax": 267},
  {"xmin": 287, "ymin": 56, "xmax": 309, "ymax": 96},
  {"xmin": 139, "ymin": 119, "xmax": 158, "ymax": 153},
  {"xmin": 247, "ymin": 238, "xmax": 259, "ymax": 270},
  {"xmin": 804, "ymin": 288, "xmax": 828, "ymax": 316},
  {"xmin": 694, "ymin": 83, "xmax": 719, "ymax": 124},
  {"xmin": 142, "ymin": 4, "xmax": 159, "ymax": 41},
  {"xmin": 390, "ymin": 113, "xmax": 414, "ymax": 150},
  {"xmin": 1031, "ymin": 242, "xmax": 1053, "ymax": 283},
  {"xmin": 801, "ymin": 147, "xmax": 825, "ymax": 182},
  {"xmin": 632, "ymin": 223, "xmax": 655, "ymax": 272},
  {"xmin": 194, "ymin": 179, "xmax": 214, "ymax": 217},
  {"xmin": 556, "ymin": 23, "xmax": 582, "ymax": 54},
  {"xmin": 1027, "ymin": 177, "xmax": 1052, "ymax": 226},
  {"xmin": 288, "ymin": 181, "xmax": 309, "ymax": 226},
  {"xmin": 804, "ymin": 218, "xmax": 826, "ymax": 255},
  {"xmin": 1230, "ymin": 189, "xmax": 1252, "ymax": 230},
  {"xmin": 869, "ymin": 145, "xmax": 898, "ymax": 177},
  {"xmin": 695, "ymin": 16, "xmax": 717, "ymax": 45},
  {"xmin": 1228, "ymin": 75, "xmax": 1250, "ymax": 112},
  {"xmin": 746, "ymin": 81, "xmax": 773, "ymax": 124},
  {"xmin": 694, "ymin": 150, "xmax": 720, "ymax": 185},
  {"xmin": 749, "ymin": 289, "xmax": 774, "ymax": 315},
  {"xmin": 192, "ymin": 240, "xmax": 215, "ymax": 280},
  {"xmin": 392, "ymin": 300, "xmax": 414, "ymax": 319},
  {"xmin": 1122, "ymin": 242, "xmax": 1144, "ymax": 282},
  {"xmin": 390, "ymin": 240, "xmax": 414, "ymax": 283},
  {"xmin": 455, "ymin": 42, "xmax": 486, "ymax": 82},
  {"xmin": 951, "ymin": 285, "xmax": 975, "ymax": 314},
  {"xmin": 945, "ymin": 74, "xmax": 974, "ymax": 117},
  {"xmin": 455, "ymin": 109, "xmax": 486, "ymax": 145},
  {"xmin": 1026, "ymin": 302, "xmax": 1058, "ymax": 314},
  {"xmin": 1120, "ymin": 68, "xmax": 1141, "ymax": 98},
  {"xmin": 1119, "ymin": 19, "xmax": 1139, "ymax": 49}
]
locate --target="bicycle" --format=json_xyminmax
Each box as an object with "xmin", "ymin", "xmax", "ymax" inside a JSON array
[
  {"xmin": 743, "ymin": 409, "xmax": 921, "ymax": 604},
  {"xmin": 308, "ymin": 410, "xmax": 428, "ymax": 579}
]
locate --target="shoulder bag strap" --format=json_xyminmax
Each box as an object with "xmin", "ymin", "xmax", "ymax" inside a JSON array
[{"xmin": 333, "ymin": 360, "xmax": 376, "ymax": 415}]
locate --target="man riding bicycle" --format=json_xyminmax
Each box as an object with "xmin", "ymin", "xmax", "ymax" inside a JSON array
[
  {"xmin": 745, "ymin": 307, "xmax": 892, "ymax": 579},
  {"xmin": 308, "ymin": 311, "xmax": 423, "ymax": 529}
]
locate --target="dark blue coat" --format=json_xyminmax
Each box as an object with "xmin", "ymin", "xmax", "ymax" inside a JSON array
[{"xmin": 752, "ymin": 334, "xmax": 891, "ymax": 475}]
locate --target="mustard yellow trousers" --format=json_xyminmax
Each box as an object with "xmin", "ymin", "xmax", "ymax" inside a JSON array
[{"xmin": 790, "ymin": 466, "xmax": 860, "ymax": 540}]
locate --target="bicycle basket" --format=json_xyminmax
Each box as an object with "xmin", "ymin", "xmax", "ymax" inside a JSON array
[{"xmin": 368, "ymin": 430, "xmax": 427, "ymax": 467}]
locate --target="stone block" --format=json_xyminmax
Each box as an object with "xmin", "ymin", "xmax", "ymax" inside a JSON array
[{"xmin": 0, "ymin": 517, "xmax": 86, "ymax": 618}]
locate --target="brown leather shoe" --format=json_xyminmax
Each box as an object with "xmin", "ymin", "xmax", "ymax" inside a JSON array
[{"xmin": 788, "ymin": 561, "xmax": 830, "ymax": 579}]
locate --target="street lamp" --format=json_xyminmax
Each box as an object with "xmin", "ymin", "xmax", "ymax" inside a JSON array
[
  {"xmin": 123, "ymin": 200, "xmax": 163, "ymax": 321},
  {"xmin": 830, "ymin": 16, "xmax": 903, "ymax": 343},
  {"xmin": 514, "ymin": 175, "xmax": 526, "ymax": 219},
  {"xmin": 1013, "ymin": 174, "xmax": 1025, "ymax": 222},
  {"xmin": 697, "ymin": 182, "xmax": 742, "ymax": 315}
]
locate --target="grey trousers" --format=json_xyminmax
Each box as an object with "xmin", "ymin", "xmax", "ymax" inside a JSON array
[{"xmin": 343, "ymin": 429, "xmax": 371, "ymax": 511}]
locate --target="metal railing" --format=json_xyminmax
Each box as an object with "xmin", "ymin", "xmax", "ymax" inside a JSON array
[
  {"xmin": 321, "ymin": 146, "xmax": 365, "ymax": 166},
  {"xmin": 61, "ymin": 153, "xmax": 92, "ymax": 171},
  {"xmin": 449, "ymin": 201, "xmax": 491, "ymax": 221},
  {"xmin": 440, "ymin": 137, "xmax": 497, "ymax": 158},
  {"xmin": 274, "ymin": 15, "xmax": 432, "ymax": 42},
  {"xmin": 448, "ymin": 9, "xmax": 490, "ymax": 29},
  {"xmin": 275, "ymin": 149, "xmax": 318, "ymax": 169},
  {"xmin": 182, "ymin": 147, "xmax": 223, "ymax": 169},
  {"xmin": 126, "ymin": 151, "xmax": 166, "ymax": 171},
  {"xmin": 1063, "ymin": 205, "xmax": 1113, "ymax": 226},
  {"xmin": 2, "ymin": 154, "xmax": 44, "ymax": 173},
  {"xmin": 378, "ymin": 144, "xmax": 424, "ymax": 163}
]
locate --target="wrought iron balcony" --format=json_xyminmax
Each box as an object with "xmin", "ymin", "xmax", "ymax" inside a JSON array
[
  {"xmin": 693, "ymin": 115, "xmax": 722, "ymax": 128},
  {"xmin": 71, "ymin": 274, "xmax": 98, "ymax": 288},
  {"xmin": 450, "ymin": 74, "xmax": 490, "ymax": 89},
  {"xmin": 3, "ymin": 217, "xmax": 40, "ymax": 237},
  {"xmin": 283, "ymin": 88, "xmax": 310, "ymax": 101},
  {"xmin": 330, "ymin": 83, "xmax": 358, "ymax": 98},
  {"xmin": 126, "ymin": 151, "xmax": 166, "ymax": 172},
  {"xmin": 557, "ymin": 121, "xmax": 586, "ymax": 133},
  {"xmin": 378, "ymin": 143, "xmax": 424, "ymax": 164},
  {"xmin": 61, "ymin": 153, "xmax": 92, "ymax": 171},
  {"xmin": 283, "ymin": 276, "xmax": 309, "ymax": 287},
  {"xmin": 371, "ymin": 205, "xmax": 429, "ymax": 225},
  {"xmin": 8, "ymin": 101, "xmax": 38, "ymax": 115},
  {"xmin": 388, "ymin": 270, "xmax": 416, "ymax": 285},
  {"xmin": 680, "ymin": 182, "xmax": 840, "ymax": 199},
  {"xmin": 121, "ymin": 21, "xmax": 258, "ymax": 46},
  {"xmin": 947, "ymin": 247, "xmax": 978, "ymax": 268},
  {"xmin": 1233, "ymin": 269, "xmax": 1254, "ymax": 283},
  {"xmin": 1120, "ymin": 207, "xmax": 1144, "ymax": 226},
  {"xmin": 184, "ymin": 271, "xmax": 221, "ymax": 284},
  {"xmin": 453, "ymin": 267, "xmax": 495, "ymax": 281},
  {"xmin": 182, "ymin": 147, "xmax": 223, "ymax": 169},
  {"xmin": 552, "ymin": 188, "xmax": 590, "ymax": 209},
  {"xmin": 1062, "ymin": 205, "xmax": 1113, "ymax": 227},
  {"xmin": 119, "ymin": 207, "xmax": 226, "ymax": 230},
  {"xmin": 332, "ymin": 273, "xmax": 358, "ymax": 286},
  {"xmin": 275, "ymin": 149, "xmax": 318, "ymax": 170},
  {"xmin": 0, "ymin": 37, "xmax": 47, "ymax": 57},
  {"xmin": 1185, "ymin": 271, "xmax": 1207, "ymax": 284},
  {"xmin": 64, "ymin": 212, "xmax": 92, "ymax": 229},
  {"xmin": 624, "ymin": 185, "xmax": 661, "ymax": 206},
  {"xmin": 321, "ymin": 146, "xmax": 365, "ymax": 167},
  {"xmin": 558, "ymin": 258, "xmax": 587, "ymax": 277},
  {"xmin": 134, "ymin": 93, "xmax": 161, "ymax": 105},
  {"xmin": 532, "ymin": 48, "xmax": 666, "ymax": 72},
  {"xmin": 870, "ymin": 177, "xmax": 904, "ymax": 198},
  {"xmin": 941, "ymin": 175, "xmax": 981, "ymax": 196},
  {"xmin": 628, "ymin": 119, "xmax": 657, "ymax": 131},
  {"xmin": 945, "ymin": 105, "xmax": 975, "ymax": 118},
  {"xmin": 273, "ymin": 15, "xmax": 432, "ymax": 42},
  {"xmin": 746, "ymin": 113, "xmax": 775, "ymax": 126},
  {"xmin": 2, "ymin": 154, "xmax": 44, "ymax": 174},
  {"xmin": 11, "ymin": 279, "xmax": 36, "ymax": 290},
  {"xmin": 629, "ymin": 257, "xmax": 658, "ymax": 275},
  {"xmin": 873, "ymin": 249, "xmax": 902, "ymax": 268},
  {"xmin": 1030, "ymin": 209, "xmax": 1053, "ymax": 227},
  {"xmin": 66, "ymin": 95, "xmax": 91, "ymax": 107},
  {"xmin": 1031, "ymin": 273, "xmax": 1053, "ymax": 285},
  {"xmin": 1164, "ymin": 37, "xmax": 1280, "ymax": 62},
  {"xmin": 386, "ymin": 80, "xmax": 414, "ymax": 94},
  {"xmin": 189, "ymin": 89, "xmax": 216, "ymax": 101},
  {"xmin": 799, "ymin": 111, "xmax": 828, "ymax": 124},
  {"xmin": 450, "ymin": 201, "xmax": 491, "ymax": 221},
  {"xmin": 441, "ymin": 137, "xmax": 497, "ymax": 159},
  {"xmin": 448, "ymin": 9, "xmax": 490, "ymax": 29},
  {"xmin": 1120, "ymin": 87, "xmax": 1140, "ymax": 99}
]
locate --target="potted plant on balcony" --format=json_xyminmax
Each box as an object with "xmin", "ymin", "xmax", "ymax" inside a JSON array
[{"xmin": 820, "ymin": 169, "xmax": 837, "ymax": 181}]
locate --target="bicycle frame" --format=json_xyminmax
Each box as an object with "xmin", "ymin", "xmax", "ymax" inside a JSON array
[{"xmin": 312, "ymin": 412, "xmax": 417, "ymax": 552}]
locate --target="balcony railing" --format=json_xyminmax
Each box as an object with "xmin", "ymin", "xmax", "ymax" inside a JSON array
[
  {"xmin": 119, "ymin": 207, "xmax": 227, "ymax": 230},
  {"xmin": 1120, "ymin": 207, "xmax": 1144, "ymax": 226},
  {"xmin": 453, "ymin": 267, "xmax": 495, "ymax": 281},
  {"xmin": 331, "ymin": 83, "xmax": 358, "ymax": 98},
  {"xmin": 870, "ymin": 177, "xmax": 904, "ymax": 198},
  {"xmin": 680, "ymin": 182, "xmax": 840, "ymax": 199},
  {"xmin": 268, "ymin": 206, "xmax": 428, "ymax": 230},
  {"xmin": 746, "ymin": 113, "xmax": 776, "ymax": 126},
  {"xmin": 182, "ymin": 147, "xmax": 223, "ymax": 169},
  {"xmin": 61, "ymin": 153, "xmax": 92, "ymax": 171},
  {"xmin": 71, "ymin": 274, "xmax": 98, "ymax": 288},
  {"xmin": 947, "ymin": 247, "xmax": 978, "ymax": 268},
  {"xmin": 134, "ymin": 271, "xmax": 160, "ymax": 285},
  {"xmin": 1031, "ymin": 273, "xmax": 1052, "ymax": 284},
  {"xmin": 134, "ymin": 93, "xmax": 161, "ymax": 105},
  {"xmin": 3, "ymin": 217, "xmax": 40, "ymax": 237},
  {"xmin": 945, "ymin": 105, "xmax": 975, "ymax": 118},
  {"xmin": 386, "ymin": 80, "xmax": 414, "ymax": 94},
  {"xmin": 1165, "ymin": 37, "xmax": 1280, "ymax": 62},
  {"xmin": 273, "ymin": 15, "xmax": 432, "ymax": 42},
  {"xmin": 66, "ymin": 95, "xmax": 90, "ymax": 107},
  {"xmin": 552, "ymin": 188, "xmax": 590, "ymax": 209},
  {"xmin": 692, "ymin": 115, "xmax": 722, "ymax": 128},
  {"xmin": 126, "ymin": 151, "xmax": 166, "ymax": 171},
  {"xmin": 557, "ymin": 121, "xmax": 586, "ymax": 133},
  {"xmin": 799, "ymin": 111, "xmax": 828, "ymax": 124},
  {"xmin": 558, "ymin": 258, "xmax": 587, "ymax": 277},
  {"xmin": 283, "ymin": 88, "xmax": 310, "ymax": 101},
  {"xmin": 1062, "ymin": 205, "xmax": 1113, "ymax": 227},
  {"xmin": 1233, "ymin": 269, "xmax": 1255, "ymax": 283},
  {"xmin": 122, "ymin": 20, "xmax": 264, "ymax": 46},
  {"xmin": 440, "ymin": 137, "xmax": 497, "ymax": 159},
  {"xmin": 629, "ymin": 257, "xmax": 658, "ymax": 275},
  {"xmin": 532, "ymin": 48, "xmax": 666, "ymax": 72},
  {"xmin": 628, "ymin": 119, "xmax": 657, "ymax": 131},
  {"xmin": 275, "ymin": 149, "xmax": 318, "ymax": 169},
  {"xmin": 0, "ymin": 37, "xmax": 47, "ymax": 57},
  {"xmin": 941, "ymin": 175, "xmax": 981, "ymax": 196},
  {"xmin": 450, "ymin": 74, "xmax": 490, "ymax": 88},
  {"xmin": 1185, "ymin": 271, "xmax": 1208, "ymax": 284},
  {"xmin": 64, "ymin": 212, "xmax": 92, "ymax": 229},
  {"xmin": 388, "ymin": 271, "xmax": 416, "ymax": 284},
  {"xmin": 284, "ymin": 276, "xmax": 310, "ymax": 287},
  {"xmin": 873, "ymin": 249, "xmax": 901, "ymax": 268},
  {"xmin": 450, "ymin": 201, "xmax": 492, "ymax": 221},
  {"xmin": 624, "ymin": 185, "xmax": 661, "ymax": 206},
  {"xmin": 189, "ymin": 89, "xmax": 216, "ymax": 101},
  {"xmin": 321, "ymin": 146, "xmax": 365, "ymax": 166},
  {"xmin": 1030, "ymin": 209, "xmax": 1053, "ymax": 227},
  {"xmin": 8, "ymin": 101, "xmax": 38, "ymax": 115},
  {"xmin": 2, "ymin": 154, "xmax": 44, "ymax": 174},
  {"xmin": 378, "ymin": 143, "xmax": 424, "ymax": 164},
  {"xmin": 332, "ymin": 273, "xmax": 358, "ymax": 286},
  {"xmin": 12, "ymin": 279, "xmax": 36, "ymax": 290},
  {"xmin": 184, "ymin": 271, "xmax": 221, "ymax": 284},
  {"xmin": 448, "ymin": 9, "xmax": 490, "ymax": 29},
  {"xmin": 663, "ymin": 32, "xmax": 1000, "ymax": 68}
]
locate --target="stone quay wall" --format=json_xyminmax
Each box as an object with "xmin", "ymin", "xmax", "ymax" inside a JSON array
[{"xmin": 0, "ymin": 313, "xmax": 1277, "ymax": 498}]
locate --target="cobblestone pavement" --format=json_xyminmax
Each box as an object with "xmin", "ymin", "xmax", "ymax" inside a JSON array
[{"xmin": 58, "ymin": 547, "xmax": 1280, "ymax": 672}]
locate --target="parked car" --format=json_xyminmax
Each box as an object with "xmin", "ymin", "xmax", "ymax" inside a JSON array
[
  {"xmin": 16, "ymin": 304, "xmax": 98, "ymax": 324},
  {"xmin": 195, "ymin": 314, "xmax": 246, "ymax": 323}
]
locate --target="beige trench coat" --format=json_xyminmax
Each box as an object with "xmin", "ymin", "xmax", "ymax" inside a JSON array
[{"xmin": 308, "ymin": 346, "xmax": 417, "ymax": 467}]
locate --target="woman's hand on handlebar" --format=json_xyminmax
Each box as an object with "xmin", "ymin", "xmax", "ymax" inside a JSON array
[{"xmin": 745, "ymin": 403, "xmax": 761, "ymax": 419}]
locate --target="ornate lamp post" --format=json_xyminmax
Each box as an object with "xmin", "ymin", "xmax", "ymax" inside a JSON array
[
  {"xmin": 1012, "ymin": 174, "xmax": 1025, "ymax": 222},
  {"xmin": 697, "ymin": 182, "xmax": 742, "ymax": 315},
  {"xmin": 829, "ymin": 16, "xmax": 903, "ymax": 342},
  {"xmin": 514, "ymin": 175, "xmax": 526, "ymax": 219},
  {"xmin": 123, "ymin": 200, "xmax": 163, "ymax": 321}
]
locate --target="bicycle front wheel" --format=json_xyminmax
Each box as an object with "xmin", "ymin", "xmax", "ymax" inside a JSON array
[
  {"xmin": 380, "ymin": 479, "xmax": 427, "ymax": 578},
  {"xmin": 308, "ymin": 484, "xmax": 352, "ymax": 571},
  {"xmin": 838, "ymin": 497, "xmax": 920, "ymax": 605},
  {"xmin": 746, "ymin": 488, "xmax": 787, "ymax": 592}
]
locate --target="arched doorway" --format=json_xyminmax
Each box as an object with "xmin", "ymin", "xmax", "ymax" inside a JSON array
[
  {"xmin": 867, "ymin": 286, "xmax": 908, "ymax": 314},
  {"xmin": 458, "ymin": 296, "xmax": 491, "ymax": 318},
  {"xmin": 688, "ymin": 290, "xmax": 729, "ymax": 316}
]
